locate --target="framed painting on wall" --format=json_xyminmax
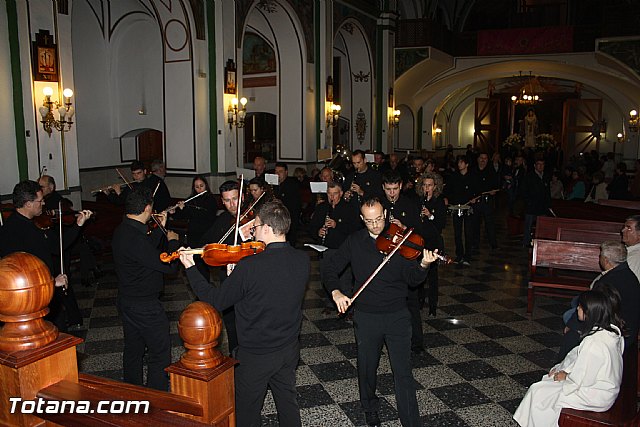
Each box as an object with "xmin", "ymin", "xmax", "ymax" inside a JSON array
[
  {"xmin": 225, "ymin": 59, "xmax": 237, "ymax": 95},
  {"xmin": 32, "ymin": 30, "xmax": 58, "ymax": 82}
]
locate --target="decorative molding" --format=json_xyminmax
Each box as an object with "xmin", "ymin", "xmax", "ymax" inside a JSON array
[
  {"xmin": 243, "ymin": 76, "xmax": 277, "ymax": 88},
  {"xmin": 187, "ymin": 0, "xmax": 205, "ymax": 40},
  {"xmin": 256, "ymin": 0, "xmax": 278, "ymax": 13},
  {"xmin": 356, "ymin": 108, "xmax": 367, "ymax": 143},
  {"xmin": 352, "ymin": 70, "xmax": 370, "ymax": 82},
  {"xmin": 342, "ymin": 22, "xmax": 354, "ymax": 34}
]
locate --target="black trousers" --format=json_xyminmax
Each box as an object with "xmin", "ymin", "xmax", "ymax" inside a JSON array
[
  {"xmin": 354, "ymin": 309, "xmax": 420, "ymax": 427},
  {"xmin": 452, "ymin": 213, "xmax": 474, "ymax": 260},
  {"xmin": 472, "ymin": 200, "xmax": 497, "ymax": 248},
  {"xmin": 235, "ymin": 341, "xmax": 301, "ymax": 427},
  {"xmin": 407, "ymin": 286, "xmax": 424, "ymax": 347},
  {"xmin": 427, "ymin": 262, "xmax": 439, "ymax": 313},
  {"xmin": 117, "ymin": 298, "xmax": 170, "ymax": 391}
]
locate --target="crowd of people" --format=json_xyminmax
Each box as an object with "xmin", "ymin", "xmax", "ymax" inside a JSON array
[{"xmin": 2, "ymin": 148, "xmax": 640, "ymax": 427}]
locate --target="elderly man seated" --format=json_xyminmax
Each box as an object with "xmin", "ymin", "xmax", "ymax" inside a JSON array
[{"xmin": 556, "ymin": 240, "xmax": 640, "ymax": 362}]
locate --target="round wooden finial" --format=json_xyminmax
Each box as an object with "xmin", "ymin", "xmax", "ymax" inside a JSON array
[
  {"xmin": 0, "ymin": 252, "xmax": 58, "ymax": 351},
  {"xmin": 178, "ymin": 301, "xmax": 223, "ymax": 369}
]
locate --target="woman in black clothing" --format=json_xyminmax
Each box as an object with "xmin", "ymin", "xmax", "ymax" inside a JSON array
[
  {"xmin": 607, "ymin": 162, "xmax": 631, "ymax": 200},
  {"xmin": 172, "ymin": 176, "xmax": 219, "ymax": 278},
  {"xmin": 417, "ymin": 171, "xmax": 446, "ymax": 316},
  {"xmin": 247, "ymin": 177, "xmax": 273, "ymax": 212}
]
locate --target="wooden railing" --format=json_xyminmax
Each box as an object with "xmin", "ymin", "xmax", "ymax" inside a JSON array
[{"xmin": 0, "ymin": 252, "xmax": 236, "ymax": 426}]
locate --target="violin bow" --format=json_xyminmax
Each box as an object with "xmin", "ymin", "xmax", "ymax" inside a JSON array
[
  {"xmin": 162, "ymin": 190, "xmax": 206, "ymax": 214},
  {"xmin": 115, "ymin": 168, "xmax": 134, "ymax": 190},
  {"xmin": 150, "ymin": 182, "xmax": 168, "ymax": 236},
  {"xmin": 233, "ymin": 176, "xmax": 244, "ymax": 247},
  {"xmin": 350, "ymin": 228, "xmax": 414, "ymax": 303},
  {"xmin": 217, "ymin": 191, "xmax": 265, "ymax": 244},
  {"xmin": 58, "ymin": 200, "xmax": 67, "ymax": 295}
]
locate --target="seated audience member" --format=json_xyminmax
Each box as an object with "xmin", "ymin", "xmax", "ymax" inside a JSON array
[
  {"xmin": 565, "ymin": 169, "xmax": 585, "ymax": 200},
  {"xmin": 630, "ymin": 159, "xmax": 640, "ymax": 199},
  {"xmin": 557, "ymin": 241, "xmax": 639, "ymax": 361},
  {"xmin": 549, "ymin": 171, "xmax": 564, "ymax": 199},
  {"xmin": 622, "ymin": 215, "xmax": 640, "ymax": 282},
  {"xmin": 584, "ymin": 171, "xmax": 608, "ymax": 203},
  {"xmin": 514, "ymin": 290, "xmax": 624, "ymax": 427}
]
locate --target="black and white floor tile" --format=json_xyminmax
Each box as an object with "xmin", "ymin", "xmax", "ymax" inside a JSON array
[{"xmin": 67, "ymin": 215, "xmax": 566, "ymax": 426}]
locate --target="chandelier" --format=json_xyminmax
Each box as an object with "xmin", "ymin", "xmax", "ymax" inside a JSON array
[
  {"xmin": 511, "ymin": 73, "xmax": 542, "ymax": 105},
  {"xmin": 39, "ymin": 87, "xmax": 75, "ymax": 136}
]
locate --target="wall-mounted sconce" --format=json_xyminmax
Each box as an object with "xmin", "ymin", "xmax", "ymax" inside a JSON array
[
  {"xmin": 39, "ymin": 87, "xmax": 75, "ymax": 136},
  {"xmin": 228, "ymin": 96, "xmax": 247, "ymax": 129},
  {"xmin": 327, "ymin": 103, "xmax": 341, "ymax": 127},
  {"xmin": 617, "ymin": 132, "xmax": 625, "ymax": 144},
  {"xmin": 390, "ymin": 109, "xmax": 400, "ymax": 128},
  {"xmin": 629, "ymin": 109, "xmax": 639, "ymax": 132}
]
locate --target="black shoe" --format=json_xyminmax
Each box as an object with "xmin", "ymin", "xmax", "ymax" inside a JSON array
[
  {"xmin": 411, "ymin": 345, "xmax": 425, "ymax": 354},
  {"xmin": 68, "ymin": 323, "xmax": 85, "ymax": 331},
  {"xmin": 428, "ymin": 308, "xmax": 437, "ymax": 317},
  {"xmin": 364, "ymin": 411, "xmax": 381, "ymax": 427}
]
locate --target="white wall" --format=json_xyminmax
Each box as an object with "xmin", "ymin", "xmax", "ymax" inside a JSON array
[{"xmin": 0, "ymin": 0, "xmax": 20, "ymax": 196}]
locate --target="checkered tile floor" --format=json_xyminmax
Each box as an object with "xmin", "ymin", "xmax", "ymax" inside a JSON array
[{"xmin": 68, "ymin": 214, "xmax": 565, "ymax": 426}]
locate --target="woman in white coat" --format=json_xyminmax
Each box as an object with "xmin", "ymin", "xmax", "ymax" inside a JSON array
[{"xmin": 513, "ymin": 289, "xmax": 624, "ymax": 427}]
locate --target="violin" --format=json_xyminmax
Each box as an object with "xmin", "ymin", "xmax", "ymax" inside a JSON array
[
  {"xmin": 160, "ymin": 241, "xmax": 266, "ymax": 266},
  {"xmin": 376, "ymin": 223, "xmax": 452, "ymax": 264}
]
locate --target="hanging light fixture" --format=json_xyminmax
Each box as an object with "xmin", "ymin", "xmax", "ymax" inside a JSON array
[
  {"xmin": 511, "ymin": 73, "xmax": 542, "ymax": 106},
  {"xmin": 629, "ymin": 109, "xmax": 639, "ymax": 132},
  {"xmin": 39, "ymin": 87, "xmax": 75, "ymax": 136}
]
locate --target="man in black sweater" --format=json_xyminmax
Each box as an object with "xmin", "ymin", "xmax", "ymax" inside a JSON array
[
  {"xmin": 324, "ymin": 198, "xmax": 437, "ymax": 427},
  {"xmin": 274, "ymin": 162, "xmax": 301, "ymax": 246},
  {"xmin": 180, "ymin": 200, "xmax": 310, "ymax": 427},
  {"xmin": 444, "ymin": 155, "xmax": 479, "ymax": 265},
  {"xmin": 112, "ymin": 187, "xmax": 180, "ymax": 391},
  {"xmin": 200, "ymin": 180, "xmax": 244, "ymax": 353},
  {"xmin": 107, "ymin": 160, "xmax": 171, "ymax": 212},
  {"xmin": 0, "ymin": 180, "xmax": 93, "ymax": 331},
  {"xmin": 521, "ymin": 157, "xmax": 551, "ymax": 247},
  {"xmin": 310, "ymin": 181, "xmax": 361, "ymax": 312},
  {"xmin": 472, "ymin": 152, "xmax": 499, "ymax": 251},
  {"xmin": 343, "ymin": 150, "xmax": 384, "ymax": 205}
]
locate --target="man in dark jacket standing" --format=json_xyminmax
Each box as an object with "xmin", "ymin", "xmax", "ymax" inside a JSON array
[
  {"xmin": 324, "ymin": 198, "xmax": 438, "ymax": 427},
  {"xmin": 274, "ymin": 162, "xmax": 302, "ymax": 246},
  {"xmin": 181, "ymin": 200, "xmax": 310, "ymax": 427},
  {"xmin": 521, "ymin": 157, "xmax": 551, "ymax": 247}
]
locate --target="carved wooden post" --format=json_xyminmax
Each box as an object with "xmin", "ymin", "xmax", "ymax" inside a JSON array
[
  {"xmin": 167, "ymin": 301, "xmax": 238, "ymax": 426},
  {"xmin": 0, "ymin": 252, "xmax": 82, "ymax": 427}
]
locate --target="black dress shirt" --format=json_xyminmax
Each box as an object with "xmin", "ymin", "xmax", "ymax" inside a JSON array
[
  {"xmin": 0, "ymin": 211, "xmax": 81, "ymax": 274},
  {"xmin": 274, "ymin": 177, "xmax": 302, "ymax": 221},
  {"xmin": 111, "ymin": 217, "xmax": 180, "ymax": 301},
  {"xmin": 343, "ymin": 167, "xmax": 384, "ymax": 203},
  {"xmin": 444, "ymin": 171, "xmax": 479, "ymax": 205},
  {"xmin": 419, "ymin": 195, "xmax": 446, "ymax": 250},
  {"xmin": 323, "ymin": 229, "xmax": 429, "ymax": 313},
  {"xmin": 382, "ymin": 195, "xmax": 422, "ymax": 238},
  {"xmin": 185, "ymin": 242, "xmax": 310, "ymax": 354},
  {"xmin": 309, "ymin": 200, "xmax": 361, "ymax": 249}
]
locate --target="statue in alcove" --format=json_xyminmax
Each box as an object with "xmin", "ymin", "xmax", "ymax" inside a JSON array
[{"xmin": 519, "ymin": 108, "xmax": 539, "ymax": 147}]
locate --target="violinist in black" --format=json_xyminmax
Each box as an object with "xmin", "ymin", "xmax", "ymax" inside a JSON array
[
  {"xmin": 0, "ymin": 180, "xmax": 93, "ymax": 331},
  {"xmin": 106, "ymin": 160, "xmax": 170, "ymax": 212},
  {"xmin": 309, "ymin": 181, "xmax": 361, "ymax": 312},
  {"xmin": 343, "ymin": 150, "xmax": 383, "ymax": 205},
  {"xmin": 381, "ymin": 170, "xmax": 425, "ymax": 353},
  {"xmin": 417, "ymin": 172, "xmax": 447, "ymax": 317},
  {"xmin": 443, "ymin": 155, "xmax": 479, "ymax": 265},
  {"xmin": 200, "ymin": 180, "xmax": 245, "ymax": 354}
]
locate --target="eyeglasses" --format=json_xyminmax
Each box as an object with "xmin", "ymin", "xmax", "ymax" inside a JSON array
[
  {"xmin": 250, "ymin": 223, "xmax": 267, "ymax": 233},
  {"xmin": 362, "ymin": 216, "xmax": 385, "ymax": 226}
]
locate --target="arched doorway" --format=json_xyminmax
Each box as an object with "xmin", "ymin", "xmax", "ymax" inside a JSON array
[{"xmin": 244, "ymin": 112, "xmax": 277, "ymax": 164}]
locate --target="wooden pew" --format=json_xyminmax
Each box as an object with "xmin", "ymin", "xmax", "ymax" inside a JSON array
[
  {"xmin": 558, "ymin": 343, "xmax": 638, "ymax": 426},
  {"xmin": 597, "ymin": 199, "xmax": 640, "ymax": 211},
  {"xmin": 535, "ymin": 216, "xmax": 622, "ymax": 242},
  {"xmin": 550, "ymin": 199, "xmax": 633, "ymax": 223},
  {"xmin": 528, "ymin": 239, "xmax": 601, "ymax": 313}
]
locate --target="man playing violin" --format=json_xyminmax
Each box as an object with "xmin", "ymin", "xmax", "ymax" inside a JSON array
[
  {"xmin": 40, "ymin": 174, "xmax": 100, "ymax": 289},
  {"xmin": 0, "ymin": 180, "xmax": 93, "ymax": 332},
  {"xmin": 323, "ymin": 198, "xmax": 438, "ymax": 427},
  {"xmin": 111, "ymin": 187, "xmax": 180, "ymax": 391},
  {"xmin": 179, "ymin": 200, "xmax": 310, "ymax": 427},
  {"xmin": 200, "ymin": 180, "xmax": 245, "ymax": 354},
  {"xmin": 107, "ymin": 160, "xmax": 171, "ymax": 212}
]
